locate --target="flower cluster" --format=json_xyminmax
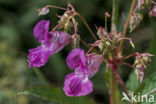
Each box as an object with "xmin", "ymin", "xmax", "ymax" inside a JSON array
[
  {"xmin": 133, "ymin": 53, "xmax": 153, "ymax": 82},
  {"xmin": 27, "ymin": 19, "xmax": 103, "ymax": 96},
  {"xmin": 27, "ymin": 1, "xmax": 154, "ymax": 98},
  {"xmin": 28, "ymin": 20, "xmax": 71, "ymax": 68},
  {"xmin": 95, "ymin": 27, "xmax": 135, "ymax": 55}
]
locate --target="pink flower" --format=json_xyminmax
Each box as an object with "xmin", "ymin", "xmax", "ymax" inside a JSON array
[
  {"xmin": 63, "ymin": 48, "xmax": 103, "ymax": 96},
  {"xmin": 28, "ymin": 20, "xmax": 71, "ymax": 68}
]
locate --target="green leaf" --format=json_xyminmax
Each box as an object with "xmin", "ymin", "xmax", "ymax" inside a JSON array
[
  {"xmin": 126, "ymin": 71, "xmax": 139, "ymax": 92},
  {"xmin": 17, "ymin": 86, "xmax": 95, "ymax": 104},
  {"xmin": 135, "ymin": 72, "xmax": 156, "ymax": 94},
  {"xmin": 134, "ymin": 72, "xmax": 156, "ymax": 103},
  {"xmin": 146, "ymin": 20, "xmax": 156, "ymax": 76}
]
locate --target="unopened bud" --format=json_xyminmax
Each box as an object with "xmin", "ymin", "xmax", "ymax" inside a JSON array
[
  {"xmin": 37, "ymin": 7, "xmax": 49, "ymax": 16},
  {"xmin": 71, "ymin": 34, "xmax": 80, "ymax": 48},
  {"xmin": 134, "ymin": 53, "xmax": 153, "ymax": 82},
  {"xmin": 97, "ymin": 27, "xmax": 108, "ymax": 39},
  {"xmin": 129, "ymin": 13, "xmax": 143, "ymax": 32}
]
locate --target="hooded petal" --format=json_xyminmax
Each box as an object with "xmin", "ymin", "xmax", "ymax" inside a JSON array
[
  {"xmin": 42, "ymin": 31, "xmax": 71, "ymax": 54},
  {"xmin": 33, "ymin": 20, "xmax": 50, "ymax": 42},
  {"xmin": 28, "ymin": 46, "xmax": 52, "ymax": 68},
  {"xmin": 87, "ymin": 53, "xmax": 103, "ymax": 78},
  {"xmin": 63, "ymin": 73, "xmax": 93, "ymax": 97},
  {"xmin": 66, "ymin": 48, "xmax": 86, "ymax": 69}
]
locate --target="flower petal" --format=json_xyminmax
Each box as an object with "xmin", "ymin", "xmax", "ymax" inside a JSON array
[
  {"xmin": 42, "ymin": 31, "xmax": 71, "ymax": 54},
  {"xmin": 28, "ymin": 46, "xmax": 52, "ymax": 68},
  {"xmin": 33, "ymin": 20, "xmax": 50, "ymax": 42},
  {"xmin": 87, "ymin": 53, "xmax": 103, "ymax": 78},
  {"xmin": 63, "ymin": 73, "xmax": 93, "ymax": 96},
  {"xmin": 66, "ymin": 48, "xmax": 86, "ymax": 69}
]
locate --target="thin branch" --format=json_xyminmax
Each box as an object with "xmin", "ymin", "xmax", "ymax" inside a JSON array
[
  {"xmin": 117, "ymin": 0, "xmax": 136, "ymax": 55},
  {"xmin": 46, "ymin": 5, "xmax": 68, "ymax": 10},
  {"xmin": 121, "ymin": 52, "xmax": 137, "ymax": 60},
  {"xmin": 76, "ymin": 13, "xmax": 97, "ymax": 40},
  {"xmin": 111, "ymin": 0, "xmax": 119, "ymax": 32},
  {"xmin": 121, "ymin": 62, "xmax": 134, "ymax": 68}
]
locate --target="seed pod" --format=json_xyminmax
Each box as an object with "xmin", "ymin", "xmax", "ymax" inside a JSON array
[{"xmin": 129, "ymin": 13, "xmax": 143, "ymax": 32}]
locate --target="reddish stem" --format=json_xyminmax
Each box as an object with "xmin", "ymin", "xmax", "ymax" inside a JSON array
[
  {"xmin": 46, "ymin": 5, "xmax": 68, "ymax": 10},
  {"xmin": 121, "ymin": 52, "xmax": 138, "ymax": 61}
]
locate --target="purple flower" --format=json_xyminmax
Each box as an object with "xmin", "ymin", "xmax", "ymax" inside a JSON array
[
  {"xmin": 63, "ymin": 48, "xmax": 103, "ymax": 96},
  {"xmin": 28, "ymin": 20, "xmax": 71, "ymax": 68},
  {"xmin": 28, "ymin": 46, "xmax": 52, "ymax": 68}
]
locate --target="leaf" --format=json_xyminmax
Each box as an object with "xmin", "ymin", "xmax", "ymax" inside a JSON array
[
  {"xmin": 146, "ymin": 20, "xmax": 156, "ymax": 76},
  {"xmin": 134, "ymin": 72, "xmax": 156, "ymax": 103},
  {"xmin": 126, "ymin": 71, "xmax": 139, "ymax": 92},
  {"xmin": 135, "ymin": 72, "xmax": 156, "ymax": 94},
  {"xmin": 17, "ymin": 86, "xmax": 95, "ymax": 104}
]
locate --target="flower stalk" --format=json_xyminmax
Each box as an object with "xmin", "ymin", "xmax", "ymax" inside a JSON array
[
  {"xmin": 117, "ymin": 0, "xmax": 136, "ymax": 55},
  {"xmin": 109, "ymin": 0, "xmax": 119, "ymax": 103}
]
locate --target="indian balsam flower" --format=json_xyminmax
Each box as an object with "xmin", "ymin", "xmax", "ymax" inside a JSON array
[
  {"xmin": 28, "ymin": 20, "xmax": 71, "ymax": 68},
  {"xmin": 63, "ymin": 48, "xmax": 103, "ymax": 96}
]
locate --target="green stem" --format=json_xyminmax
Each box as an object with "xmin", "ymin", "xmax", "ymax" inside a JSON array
[
  {"xmin": 111, "ymin": 0, "xmax": 119, "ymax": 32},
  {"xmin": 110, "ymin": 71, "xmax": 117, "ymax": 104},
  {"xmin": 110, "ymin": 0, "xmax": 119, "ymax": 104}
]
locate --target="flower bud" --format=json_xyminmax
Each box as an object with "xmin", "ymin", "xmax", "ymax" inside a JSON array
[
  {"xmin": 129, "ymin": 13, "xmax": 143, "ymax": 32},
  {"xmin": 97, "ymin": 27, "xmax": 108, "ymax": 40},
  {"xmin": 133, "ymin": 53, "xmax": 153, "ymax": 82},
  {"xmin": 37, "ymin": 7, "xmax": 49, "ymax": 16},
  {"xmin": 71, "ymin": 34, "xmax": 80, "ymax": 48}
]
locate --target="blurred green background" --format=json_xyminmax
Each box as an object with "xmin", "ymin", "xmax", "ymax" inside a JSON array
[{"xmin": 0, "ymin": 0, "xmax": 156, "ymax": 104}]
